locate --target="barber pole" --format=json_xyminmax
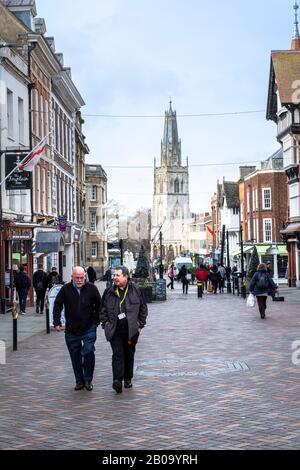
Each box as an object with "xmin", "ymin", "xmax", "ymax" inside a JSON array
[{"xmin": 31, "ymin": 240, "xmax": 36, "ymax": 254}]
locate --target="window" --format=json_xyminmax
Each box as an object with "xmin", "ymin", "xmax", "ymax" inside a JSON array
[
  {"xmin": 91, "ymin": 242, "xmax": 97, "ymax": 258},
  {"xmin": 240, "ymin": 202, "xmax": 244, "ymax": 222},
  {"xmin": 42, "ymin": 168, "xmax": 46, "ymax": 213},
  {"xmin": 174, "ymin": 179, "xmax": 179, "ymax": 193},
  {"xmin": 263, "ymin": 219, "xmax": 272, "ymax": 242},
  {"xmin": 90, "ymin": 186, "xmax": 97, "ymax": 201},
  {"xmin": 7, "ymin": 89, "xmax": 13, "ymax": 138},
  {"xmin": 91, "ymin": 212, "xmax": 97, "ymax": 232},
  {"xmin": 255, "ymin": 189, "xmax": 258, "ymax": 210},
  {"xmin": 18, "ymin": 97, "xmax": 24, "ymax": 143},
  {"xmin": 262, "ymin": 188, "xmax": 271, "ymax": 210},
  {"xmin": 247, "ymin": 220, "xmax": 251, "ymax": 241},
  {"xmin": 246, "ymin": 190, "xmax": 250, "ymax": 213},
  {"xmin": 290, "ymin": 183, "xmax": 300, "ymax": 218}
]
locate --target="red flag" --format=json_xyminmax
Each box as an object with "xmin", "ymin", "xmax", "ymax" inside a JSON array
[{"xmin": 206, "ymin": 226, "xmax": 216, "ymax": 237}]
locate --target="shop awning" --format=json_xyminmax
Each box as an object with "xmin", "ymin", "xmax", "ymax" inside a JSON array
[
  {"xmin": 230, "ymin": 244, "xmax": 287, "ymax": 258},
  {"xmin": 35, "ymin": 231, "xmax": 65, "ymax": 254},
  {"xmin": 281, "ymin": 223, "xmax": 300, "ymax": 234}
]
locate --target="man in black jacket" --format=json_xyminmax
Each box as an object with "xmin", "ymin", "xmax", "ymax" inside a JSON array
[
  {"xmin": 53, "ymin": 266, "xmax": 102, "ymax": 391},
  {"xmin": 33, "ymin": 264, "xmax": 48, "ymax": 314},
  {"xmin": 101, "ymin": 266, "xmax": 148, "ymax": 394}
]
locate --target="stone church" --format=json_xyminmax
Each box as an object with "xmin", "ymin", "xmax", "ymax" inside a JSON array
[{"xmin": 151, "ymin": 102, "xmax": 190, "ymax": 262}]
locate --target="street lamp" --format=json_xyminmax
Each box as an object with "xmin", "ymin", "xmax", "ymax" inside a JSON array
[
  {"xmin": 159, "ymin": 231, "xmax": 163, "ymax": 279},
  {"xmin": 226, "ymin": 230, "xmax": 232, "ymax": 293},
  {"xmin": 240, "ymin": 226, "xmax": 246, "ymax": 299}
]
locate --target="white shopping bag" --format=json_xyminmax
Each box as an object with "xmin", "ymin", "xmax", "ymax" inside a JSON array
[{"xmin": 246, "ymin": 292, "xmax": 256, "ymax": 308}]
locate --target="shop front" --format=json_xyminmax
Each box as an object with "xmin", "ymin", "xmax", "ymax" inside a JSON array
[{"xmin": 1, "ymin": 221, "xmax": 35, "ymax": 308}]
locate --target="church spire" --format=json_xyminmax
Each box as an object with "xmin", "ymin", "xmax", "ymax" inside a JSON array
[
  {"xmin": 291, "ymin": 1, "xmax": 300, "ymax": 50},
  {"xmin": 160, "ymin": 102, "xmax": 181, "ymax": 167}
]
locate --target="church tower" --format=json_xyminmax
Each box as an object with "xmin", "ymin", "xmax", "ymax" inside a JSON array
[{"xmin": 151, "ymin": 102, "xmax": 190, "ymax": 261}]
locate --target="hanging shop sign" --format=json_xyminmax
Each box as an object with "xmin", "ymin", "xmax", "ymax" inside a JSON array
[{"xmin": 5, "ymin": 154, "xmax": 31, "ymax": 190}]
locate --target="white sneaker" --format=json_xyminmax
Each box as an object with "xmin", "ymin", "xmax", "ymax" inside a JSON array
[{"xmin": 20, "ymin": 311, "xmax": 26, "ymax": 315}]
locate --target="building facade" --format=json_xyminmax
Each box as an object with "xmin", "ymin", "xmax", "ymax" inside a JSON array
[
  {"xmin": 85, "ymin": 164, "xmax": 108, "ymax": 277},
  {"xmin": 266, "ymin": 3, "xmax": 300, "ymax": 286},
  {"xmin": 239, "ymin": 151, "xmax": 288, "ymax": 281}
]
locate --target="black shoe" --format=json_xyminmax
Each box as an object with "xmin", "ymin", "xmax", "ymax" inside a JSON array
[
  {"xmin": 74, "ymin": 382, "xmax": 85, "ymax": 391},
  {"xmin": 112, "ymin": 380, "xmax": 122, "ymax": 393},
  {"xmin": 36, "ymin": 306, "xmax": 39, "ymax": 314},
  {"xmin": 85, "ymin": 381, "xmax": 93, "ymax": 391},
  {"xmin": 124, "ymin": 379, "xmax": 132, "ymax": 388},
  {"xmin": 40, "ymin": 311, "xmax": 44, "ymax": 314},
  {"xmin": 261, "ymin": 313, "xmax": 266, "ymax": 319}
]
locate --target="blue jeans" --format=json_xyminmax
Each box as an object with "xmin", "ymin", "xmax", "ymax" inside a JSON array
[{"xmin": 65, "ymin": 324, "xmax": 97, "ymax": 384}]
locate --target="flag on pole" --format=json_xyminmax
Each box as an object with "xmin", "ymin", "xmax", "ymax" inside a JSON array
[
  {"xmin": 206, "ymin": 226, "xmax": 216, "ymax": 237},
  {"xmin": 19, "ymin": 141, "xmax": 45, "ymax": 172}
]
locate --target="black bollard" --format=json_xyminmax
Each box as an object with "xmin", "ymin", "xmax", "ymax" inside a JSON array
[
  {"xmin": 12, "ymin": 302, "xmax": 19, "ymax": 351},
  {"xmin": 13, "ymin": 318, "xmax": 17, "ymax": 351},
  {"xmin": 197, "ymin": 282, "xmax": 203, "ymax": 298},
  {"xmin": 45, "ymin": 296, "xmax": 50, "ymax": 334}
]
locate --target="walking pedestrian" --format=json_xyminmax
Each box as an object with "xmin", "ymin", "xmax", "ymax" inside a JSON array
[
  {"xmin": 53, "ymin": 266, "xmax": 102, "ymax": 391},
  {"xmin": 103, "ymin": 268, "xmax": 113, "ymax": 289},
  {"xmin": 249, "ymin": 263, "xmax": 277, "ymax": 319},
  {"xmin": 47, "ymin": 267, "xmax": 62, "ymax": 290},
  {"xmin": 87, "ymin": 266, "xmax": 97, "ymax": 284},
  {"xmin": 33, "ymin": 264, "xmax": 48, "ymax": 314},
  {"xmin": 177, "ymin": 265, "xmax": 189, "ymax": 294},
  {"xmin": 209, "ymin": 265, "xmax": 221, "ymax": 294},
  {"xmin": 14, "ymin": 265, "xmax": 31, "ymax": 315},
  {"xmin": 167, "ymin": 263, "xmax": 175, "ymax": 289},
  {"xmin": 101, "ymin": 266, "xmax": 148, "ymax": 394}
]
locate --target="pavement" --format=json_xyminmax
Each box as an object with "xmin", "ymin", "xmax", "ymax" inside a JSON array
[{"xmin": 1, "ymin": 281, "xmax": 300, "ymax": 450}]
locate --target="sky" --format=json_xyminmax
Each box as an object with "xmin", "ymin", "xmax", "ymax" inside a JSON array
[{"xmin": 36, "ymin": 0, "xmax": 295, "ymax": 215}]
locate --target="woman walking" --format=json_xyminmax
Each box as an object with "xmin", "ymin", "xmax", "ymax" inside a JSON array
[{"xmin": 249, "ymin": 263, "xmax": 277, "ymax": 319}]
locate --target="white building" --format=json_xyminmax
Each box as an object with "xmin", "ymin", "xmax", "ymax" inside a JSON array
[
  {"xmin": 0, "ymin": 42, "xmax": 30, "ymax": 221},
  {"xmin": 218, "ymin": 180, "xmax": 240, "ymax": 265}
]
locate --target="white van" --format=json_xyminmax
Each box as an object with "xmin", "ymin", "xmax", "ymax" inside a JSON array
[{"xmin": 174, "ymin": 256, "xmax": 193, "ymax": 271}]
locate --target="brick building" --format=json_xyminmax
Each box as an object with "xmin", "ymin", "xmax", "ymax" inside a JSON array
[{"xmin": 239, "ymin": 150, "xmax": 288, "ymax": 281}]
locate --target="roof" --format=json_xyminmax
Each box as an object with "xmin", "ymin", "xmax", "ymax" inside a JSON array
[
  {"xmin": 223, "ymin": 182, "xmax": 239, "ymax": 208},
  {"xmin": 271, "ymin": 51, "xmax": 300, "ymax": 104},
  {"xmin": 281, "ymin": 222, "xmax": 300, "ymax": 234},
  {"xmin": 3, "ymin": 0, "xmax": 36, "ymax": 7}
]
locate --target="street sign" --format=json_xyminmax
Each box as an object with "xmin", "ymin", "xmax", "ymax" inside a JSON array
[
  {"xmin": 108, "ymin": 242, "xmax": 120, "ymax": 249},
  {"xmin": 156, "ymin": 278, "xmax": 166, "ymax": 301}
]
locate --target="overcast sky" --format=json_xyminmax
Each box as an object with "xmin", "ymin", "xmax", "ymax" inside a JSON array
[{"xmin": 37, "ymin": 0, "xmax": 295, "ymax": 215}]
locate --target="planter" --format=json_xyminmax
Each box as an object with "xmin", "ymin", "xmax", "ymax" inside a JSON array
[{"xmin": 139, "ymin": 285, "xmax": 153, "ymax": 303}]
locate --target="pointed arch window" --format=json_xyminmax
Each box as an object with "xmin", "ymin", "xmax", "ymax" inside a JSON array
[
  {"xmin": 181, "ymin": 180, "xmax": 184, "ymax": 192},
  {"xmin": 174, "ymin": 178, "xmax": 179, "ymax": 193},
  {"xmin": 160, "ymin": 179, "xmax": 163, "ymax": 193}
]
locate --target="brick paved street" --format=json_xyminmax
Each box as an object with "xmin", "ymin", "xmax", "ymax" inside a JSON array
[{"xmin": 1, "ymin": 283, "xmax": 300, "ymax": 450}]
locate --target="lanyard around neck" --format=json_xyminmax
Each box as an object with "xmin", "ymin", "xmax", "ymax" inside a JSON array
[{"xmin": 115, "ymin": 284, "xmax": 129, "ymax": 307}]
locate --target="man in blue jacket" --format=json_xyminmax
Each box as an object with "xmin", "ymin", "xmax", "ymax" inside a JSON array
[{"xmin": 53, "ymin": 266, "xmax": 101, "ymax": 391}]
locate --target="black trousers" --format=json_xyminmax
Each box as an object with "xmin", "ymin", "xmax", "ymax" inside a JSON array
[
  {"xmin": 167, "ymin": 277, "xmax": 174, "ymax": 289},
  {"xmin": 110, "ymin": 325, "xmax": 139, "ymax": 381},
  {"xmin": 257, "ymin": 296, "xmax": 267, "ymax": 317},
  {"xmin": 35, "ymin": 289, "xmax": 46, "ymax": 312}
]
